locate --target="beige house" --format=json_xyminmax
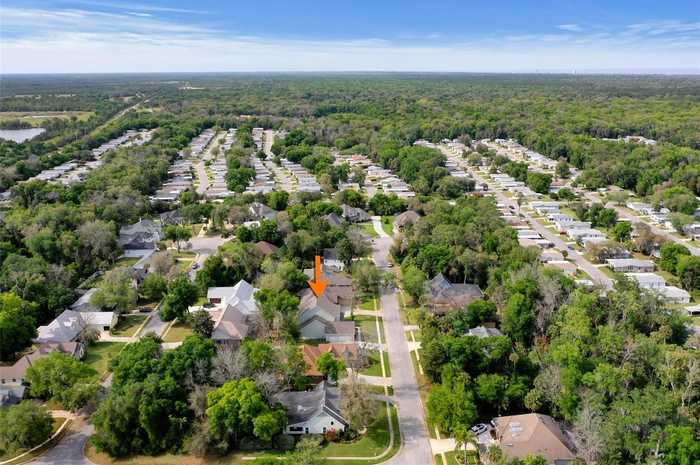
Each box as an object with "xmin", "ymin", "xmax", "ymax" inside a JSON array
[{"xmin": 492, "ymin": 413, "xmax": 576, "ymax": 465}]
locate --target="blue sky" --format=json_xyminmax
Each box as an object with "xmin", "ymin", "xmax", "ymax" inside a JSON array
[{"xmin": 1, "ymin": 0, "xmax": 699, "ymax": 73}]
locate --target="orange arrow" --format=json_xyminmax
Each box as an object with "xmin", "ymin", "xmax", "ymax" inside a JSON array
[{"xmin": 307, "ymin": 255, "xmax": 328, "ymax": 297}]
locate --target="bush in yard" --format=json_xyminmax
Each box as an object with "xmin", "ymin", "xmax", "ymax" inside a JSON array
[{"xmin": 0, "ymin": 401, "xmax": 53, "ymax": 453}]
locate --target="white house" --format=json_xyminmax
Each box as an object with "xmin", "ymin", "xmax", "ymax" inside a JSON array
[
  {"xmin": 275, "ymin": 382, "xmax": 348, "ymax": 435},
  {"xmin": 605, "ymin": 259, "xmax": 655, "ymax": 273},
  {"xmin": 658, "ymin": 286, "xmax": 691, "ymax": 304},
  {"xmin": 192, "ymin": 280, "xmax": 260, "ymax": 343},
  {"xmin": 626, "ymin": 273, "xmax": 666, "ymax": 290}
]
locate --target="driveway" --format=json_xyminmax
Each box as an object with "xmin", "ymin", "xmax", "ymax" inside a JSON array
[
  {"xmin": 28, "ymin": 421, "xmax": 95, "ymax": 465},
  {"xmin": 372, "ymin": 236, "xmax": 434, "ymax": 465}
]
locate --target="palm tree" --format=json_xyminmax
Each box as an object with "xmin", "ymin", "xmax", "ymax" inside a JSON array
[{"xmin": 453, "ymin": 425, "xmax": 477, "ymax": 464}]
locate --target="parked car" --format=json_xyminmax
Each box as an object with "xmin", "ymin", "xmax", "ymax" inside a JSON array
[{"xmin": 470, "ymin": 423, "xmax": 489, "ymax": 435}]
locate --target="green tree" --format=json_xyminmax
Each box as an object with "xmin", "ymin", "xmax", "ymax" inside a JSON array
[
  {"xmin": 25, "ymin": 352, "xmax": 98, "ymax": 411},
  {"xmin": 427, "ymin": 373, "xmax": 477, "ymax": 435},
  {"xmin": 676, "ymin": 256, "xmax": 700, "ymax": 291},
  {"xmin": 139, "ymin": 273, "xmax": 168, "ymax": 301},
  {"xmin": 611, "ymin": 221, "xmax": 632, "ymax": 243},
  {"xmin": 659, "ymin": 425, "xmax": 700, "ymax": 465},
  {"xmin": 0, "ymin": 401, "xmax": 53, "ymax": 453},
  {"xmin": 0, "ymin": 292, "xmax": 36, "ymax": 361},
  {"xmin": 190, "ymin": 308, "xmax": 214, "ymax": 338},
  {"xmin": 163, "ymin": 225, "xmax": 192, "ymax": 253},
  {"xmin": 501, "ymin": 293, "xmax": 535, "ymax": 346},
  {"xmin": 659, "ymin": 243, "xmax": 690, "ymax": 273},
  {"xmin": 160, "ymin": 276, "xmax": 199, "ymax": 321},
  {"xmin": 316, "ymin": 352, "xmax": 346, "ymax": 382},
  {"xmin": 555, "ymin": 160, "xmax": 571, "ymax": 179},
  {"xmin": 91, "ymin": 266, "xmax": 138, "ymax": 313},
  {"xmin": 401, "ymin": 265, "xmax": 426, "ymax": 302},
  {"xmin": 453, "ymin": 424, "xmax": 476, "ymax": 465},
  {"xmin": 207, "ymin": 378, "xmax": 286, "ymax": 447}
]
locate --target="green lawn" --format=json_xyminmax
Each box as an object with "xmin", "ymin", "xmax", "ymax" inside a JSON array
[
  {"xmin": 353, "ymin": 315, "xmax": 384, "ymax": 344},
  {"xmin": 111, "ymin": 315, "xmax": 147, "ymax": 337},
  {"xmin": 439, "ymin": 451, "xmax": 481, "ymax": 465},
  {"xmin": 320, "ymin": 403, "xmax": 399, "ymax": 463},
  {"xmin": 84, "ymin": 342, "xmax": 126, "ymax": 378},
  {"xmin": 162, "ymin": 322, "xmax": 194, "ymax": 343},
  {"xmin": 359, "ymin": 297, "xmax": 377, "ymax": 311},
  {"xmin": 114, "ymin": 257, "xmax": 140, "ymax": 268},
  {"xmin": 381, "ymin": 216, "xmax": 394, "ymax": 236},
  {"xmin": 359, "ymin": 222, "xmax": 379, "ymax": 238},
  {"xmin": 359, "ymin": 350, "xmax": 391, "ymax": 377}
]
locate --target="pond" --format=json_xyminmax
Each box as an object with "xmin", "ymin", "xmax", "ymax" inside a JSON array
[{"xmin": 0, "ymin": 127, "xmax": 46, "ymax": 143}]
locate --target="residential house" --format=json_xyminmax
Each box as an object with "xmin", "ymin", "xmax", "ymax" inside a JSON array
[
  {"xmin": 393, "ymin": 210, "xmax": 420, "ymax": 235},
  {"xmin": 303, "ymin": 268, "xmax": 354, "ymax": 308},
  {"xmin": 627, "ymin": 202, "xmax": 654, "ymax": 216},
  {"xmin": 249, "ymin": 202, "xmax": 277, "ymax": 221},
  {"xmin": 466, "ymin": 326, "xmax": 504, "ymax": 338},
  {"xmin": 195, "ymin": 280, "xmax": 260, "ymax": 344},
  {"xmin": 627, "ymin": 272, "xmax": 666, "ymax": 290},
  {"xmin": 323, "ymin": 248, "xmax": 344, "ymax": 272},
  {"xmin": 341, "ymin": 204, "xmax": 369, "ymax": 223},
  {"xmin": 491, "ymin": 413, "xmax": 576, "ymax": 465},
  {"xmin": 275, "ymin": 381, "xmax": 348, "ymax": 435},
  {"xmin": 682, "ymin": 223, "xmax": 700, "ymax": 240},
  {"xmin": 1, "ymin": 342, "xmax": 83, "ymax": 406},
  {"xmin": 36, "ymin": 310, "xmax": 116, "ymax": 343},
  {"xmin": 539, "ymin": 250, "xmax": 564, "ymax": 263},
  {"xmin": 323, "ymin": 212, "xmax": 344, "ymax": 228},
  {"xmin": 254, "ymin": 241, "xmax": 279, "ymax": 257},
  {"xmin": 424, "ymin": 273, "xmax": 484, "ymax": 314},
  {"xmin": 545, "ymin": 260, "xmax": 578, "ymax": 277},
  {"xmin": 298, "ymin": 289, "xmax": 355, "ymax": 343},
  {"xmin": 605, "ymin": 259, "xmax": 655, "ymax": 273},
  {"xmin": 118, "ymin": 219, "xmax": 162, "ymax": 250},
  {"xmin": 301, "ymin": 343, "xmax": 364, "ymax": 378},
  {"xmin": 659, "ymin": 286, "xmax": 691, "ymax": 304}
]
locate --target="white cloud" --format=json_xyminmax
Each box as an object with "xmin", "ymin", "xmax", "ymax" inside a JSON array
[
  {"xmin": 557, "ymin": 24, "xmax": 582, "ymax": 32},
  {"xmin": 1, "ymin": 6, "xmax": 698, "ymax": 73}
]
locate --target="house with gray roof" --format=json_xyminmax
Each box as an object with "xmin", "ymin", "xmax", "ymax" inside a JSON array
[
  {"xmin": 393, "ymin": 210, "xmax": 420, "ymax": 235},
  {"xmin": 606, "ymin": 259, "xmax": 654, "ymax": 273},
  {"xmin": 275, "ymin": 381, "xmax": 348, "ymax": 435},
  {"xmin": 466, "ymin": 326, "xmax": 504, "ymax": 338},
  {"xmin": 36, "ymin": 310, "xmax": 116, "ymax": 343},
  {"xmin": 298, "ymin": 289, "xmax": 354, "ymax": 343},
  {"xmin": 118, "ymin": 219, "xmax": 162, "ymax": 250},
  {"xmin": 424, "ymin": 273, "xmax": 483, "ymax": 314},
  {"xmin": 341, "ymin": 204, "xmax": 369, "ymax": 223},
  {"xmin": 249, "ymin": 202, "xmax": 277, "ymax": 221}
]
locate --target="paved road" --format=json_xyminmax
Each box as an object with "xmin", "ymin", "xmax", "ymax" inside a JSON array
[
  {"xmin": 584, "ymin": 192, "xmax": 700, "ymax": 257},
  {"xmin": 372, "ymin": 236, "xmax": 434, "ymax": 465},
  {"xmin": 464, "ymin": 166, "xmax": 614, "ymax": 290},
  {"xmin": 28, "ymin": 422, "xmax": 95, "ymax": 465},
  {"xmin": 195, "ymin": 160, "xmax": 209, "ymax": 195}
]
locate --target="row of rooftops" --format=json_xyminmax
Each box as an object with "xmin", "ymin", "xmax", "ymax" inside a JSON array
[
  {"xmin": 334, "ymin": 152, "xmax": 415, "ymax": 198},
  {"xmin": 204, "ymin": 130, "xmax": 236, "ymax": 200},
  {"xmin": 27, "ymin": 129, "xmax": 154, "ymax": 186},
  {"xmin": 152, "ymin": 128, "xmax": 215, "ymax": 203}
]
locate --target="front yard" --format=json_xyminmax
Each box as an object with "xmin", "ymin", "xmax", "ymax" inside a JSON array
[
  {"xmin": 84, "ymin": 342, "xmax": 126, "ymax": 378},
  {"xmin": 111, "ymin": 315, "xmax": 147, "ymax": 337},
  {"xmin": 352, "ymin": 315, "xmax": 385, "ymax": 344},
  {"xmin": 359, "ymin": 350, "xmax": 391, "ymax": 377},
  {"xmin": 162, "ymin": 322, "xmax": 194, "ymax": 343}
]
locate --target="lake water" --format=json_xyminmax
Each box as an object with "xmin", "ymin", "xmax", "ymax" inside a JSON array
[{"xmin": 0, "ymin": 128, "xmax": 46, "ymax": 143}]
